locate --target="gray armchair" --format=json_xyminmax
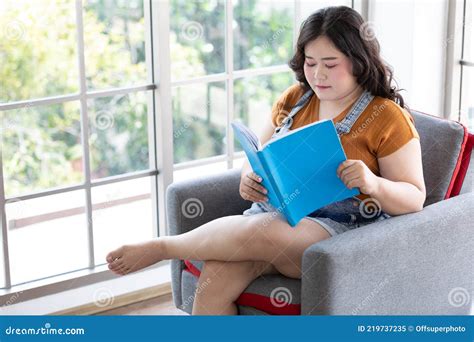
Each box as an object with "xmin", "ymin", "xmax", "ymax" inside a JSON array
[{"xmin": 167, "ymin": 110, "xmax": 474, "ymax": 315}]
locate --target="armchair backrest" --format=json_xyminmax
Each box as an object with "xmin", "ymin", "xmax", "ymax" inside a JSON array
[{"xmin": 410, "ymin": 110, "xmax": 473, "ymax": 206}]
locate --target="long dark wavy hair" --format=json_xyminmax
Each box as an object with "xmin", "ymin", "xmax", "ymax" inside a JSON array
[{"xmin": 289, "ymin": 6, "xmax": 406, "ymax": 109}]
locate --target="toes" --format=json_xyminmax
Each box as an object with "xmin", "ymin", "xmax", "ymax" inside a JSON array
[
  {"xmin": 110, "ymin": 264, "xmax": 125, "ymax": 275},
  {"xmin": 106, "ymin": 247, "xmax": 123, "ymax": 263},
  {"xmin": 117, "ymin": 265, "xmax": 130, "ymax": 275},
  {"xmin": 108, "ymin": 263, "xmax": 119, "ymax": 273},
  {"xmin": 108, "ymin": 258, "xmax": 123, "ymax": 271}
]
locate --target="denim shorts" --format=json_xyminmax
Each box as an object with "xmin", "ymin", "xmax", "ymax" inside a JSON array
[{"xmin": 242, "ymin": 197, "xmax": 391, "ymax": 237}]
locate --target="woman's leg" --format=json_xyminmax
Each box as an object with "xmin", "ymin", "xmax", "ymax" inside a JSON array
[
  {"xmin": 191, "ymin": 260, "xmax": 279, "ymax": 315},
  {"xmin": 107, "ymin": 214, "xmax": 331, "ymax": 279}
]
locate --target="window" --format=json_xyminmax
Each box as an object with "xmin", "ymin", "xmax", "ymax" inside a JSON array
[
  {"xmin": 2, "ymin": 0, "xmax": 422, "ymax": 303},
  {"xmin": 1, "ymin": 0, "xmax": 366, "ymax": 296},
  {"xmin": 459, "ymin": 0, "xmax": 473, "ymax": 131},
  {"xmin": 170, "ymin": 0, "xmax": 297, "ymax": 171},
  {"xmin": 0, "ymin": 0, "xmax": 156, "ymax": 288}
]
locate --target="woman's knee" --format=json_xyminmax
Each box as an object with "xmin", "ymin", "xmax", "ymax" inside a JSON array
[{"xmin": 237, "ymin": 214, "xmax": 285, "ymax": 256}]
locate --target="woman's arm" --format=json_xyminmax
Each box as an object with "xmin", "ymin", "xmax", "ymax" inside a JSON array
[
  {"xmin": 372, "ymin": 138, "xmax": 426, "ymax": 215},
  {"xmin": 337, "ymin": 138, "xmax": 426, "ymax": 216}
]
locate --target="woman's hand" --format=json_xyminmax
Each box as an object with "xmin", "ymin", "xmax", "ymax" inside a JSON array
[
  {"xmin": 239, "ymin": 172, "xmax": 269, "ymax": 203},
  {"xmin": 337, "ymin": 160, "xmax": 380, "ymax": 195}
]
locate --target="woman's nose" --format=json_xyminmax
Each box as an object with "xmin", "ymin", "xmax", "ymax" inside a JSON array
[{"xmin": 313, "ymin": 67, "xmax": 327, "ymax": 81}]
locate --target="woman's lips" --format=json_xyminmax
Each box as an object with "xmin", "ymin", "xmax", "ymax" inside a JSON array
[{"xmin": 316, "ymin": 85, "xmax": 331, "ymax": 90}]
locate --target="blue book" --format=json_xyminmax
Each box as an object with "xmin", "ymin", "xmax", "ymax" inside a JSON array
[{"xmin": 231, "ymin": 119, "xmax": 360, "ymax": 227}]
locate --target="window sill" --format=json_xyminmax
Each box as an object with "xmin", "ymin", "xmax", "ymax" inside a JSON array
[{"xmin": 0, "ymin": 260, "xmax": 171, "ymax": 315}]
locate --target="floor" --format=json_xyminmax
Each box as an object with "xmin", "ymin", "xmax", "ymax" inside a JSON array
[{"xmin": 97, "ymin": 293, "xmax": 189, "ymax": 315}]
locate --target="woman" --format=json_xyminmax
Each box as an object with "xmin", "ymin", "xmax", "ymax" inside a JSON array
[{"xmin": 106, "ymin": 6, "xmax": 426, "ymax": 315}]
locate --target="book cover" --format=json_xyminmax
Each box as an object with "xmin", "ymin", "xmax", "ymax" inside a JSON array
[{"xmin": 232, "ymin": 119, "xmax": 359, "ymax": 227}]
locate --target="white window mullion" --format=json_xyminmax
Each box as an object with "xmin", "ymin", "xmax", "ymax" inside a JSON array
[
  {"xmin": 75, "ymin": 0, "xmax": 95, "ymax": 268},
  {"xmin": 294, "ymin": 0, "xmax": 301, "ymax": 45},
  {"xmin": 145, "ymin": 0, "xmax": 160, "ymax": 239},
  {"xmin": 443, "ymin": 0, "xmax": 465, "ymax": 120},
  {"xmin": 0, "ymin": 149, "xmax": 12, "ymax": 288},
  {"xmin": 351, "ymin": 0, "xmax": 369, "ymax": 20},
  {"xmin": 151, "ymin": 0, "xmax": 173, "ymax": 238},
  {"xmin": 0, "ymin": 94, "xmax": 80, "ymax": 111},
  {"xmin": 226, "ymin": 0, "xmax": 234, "ymax": 169},
  {"xmin": 0, "ymin": 85, "xmax": 156, "ymax": 112}
]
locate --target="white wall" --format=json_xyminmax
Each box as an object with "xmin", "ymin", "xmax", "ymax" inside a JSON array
[{"xmin": 370, "ymin": 0, "xmax": 448, "ymax": 116}]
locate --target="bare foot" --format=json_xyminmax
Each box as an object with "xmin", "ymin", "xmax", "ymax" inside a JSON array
[{"xmin": 106, "ymin": 239, "xmax": 166, "ymax": 275}]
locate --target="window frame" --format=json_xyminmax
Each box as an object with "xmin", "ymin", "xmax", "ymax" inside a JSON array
[
  {"xmin": 0, "ymin": 0, "xmax": 363, "ymax": 307},
  {"xmin": 458, "ymin": 0, "xmax": 473, "ymax": 127},
  {"xmin": 0, "ymin": 0, "xmax": 160, "ymax": 302},
  {"xmin": 444, "ymin": 0, "xmax": 473, "ymax": 124}
]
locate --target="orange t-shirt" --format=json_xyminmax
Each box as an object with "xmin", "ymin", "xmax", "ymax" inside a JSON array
[{"xmin": 271, "ymin": 84, "xmax": 420, "ymax": 200}]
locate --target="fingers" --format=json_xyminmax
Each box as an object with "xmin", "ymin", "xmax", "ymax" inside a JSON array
[
  {"xmin": 241, "ymin": 172, "xmax": 269, "ymax": 203},
  {"xmin": 346, "ymin": 177, "xmax": 361, "ymax": 190},
  {"xmin": 246, "ymin": 173, "xmax": 268, "ymax": 194},
  {"xmin": 244, "ymin": 187, "xmax": 269, "ymax": 203},
  {"xmin": 337, "ymin": 159, "xmax": 358, "ymax": 177},
  {"xmin": 340, "ymin": 168, "xmax": 359, "ymax": 184}
]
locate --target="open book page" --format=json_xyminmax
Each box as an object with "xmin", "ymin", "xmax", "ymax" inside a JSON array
[
  {"xmin": 231, "ymin": 121, "xmax": 282, "ymax": 212},
  {"xmin": 230, "ymin": 121, "xmax": 261, "ymax": 151},
  {"xmin": 261, "ymin": 119, "xmax": 329, "ymax": 148}
]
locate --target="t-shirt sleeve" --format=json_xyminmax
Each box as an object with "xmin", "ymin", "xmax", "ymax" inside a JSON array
[
  {"xmin": 271, "ymin": 84, "xmax": 302, "ymax": 128},
  {"xmin": 375, "ymin": 107, "xmax": 420, "ymax": 158}
]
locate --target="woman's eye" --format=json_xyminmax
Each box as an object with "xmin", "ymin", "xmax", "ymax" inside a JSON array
[
  {"xmin": 305, "ymin": 62, "xmax": 316, "ymax": 67},
  {"xmin": 325, "ymin": 65, "xmax": 337, "ymax": 69}
]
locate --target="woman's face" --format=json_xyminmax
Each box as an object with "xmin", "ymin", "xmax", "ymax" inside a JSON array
[{"xmin": 303, "ymin": 35, "xmax": 360, "ymax": 102}]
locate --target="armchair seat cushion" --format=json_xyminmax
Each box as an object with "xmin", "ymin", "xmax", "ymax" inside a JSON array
[{"xmin": 183, "ymin": 260, "xmax": 301, "ymax": 315}]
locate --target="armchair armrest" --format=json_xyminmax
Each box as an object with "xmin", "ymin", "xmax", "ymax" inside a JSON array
[
  {"xmin": 301, "ymin": 192, "xmax": 474, "ymax": 315},
  {"xmin": 166, "ymin": 168, "xmax": 250, "ymax": 236},
  {"xmin": 166, "ymin": 168, "xmax": 252, "ymax": 310}
]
